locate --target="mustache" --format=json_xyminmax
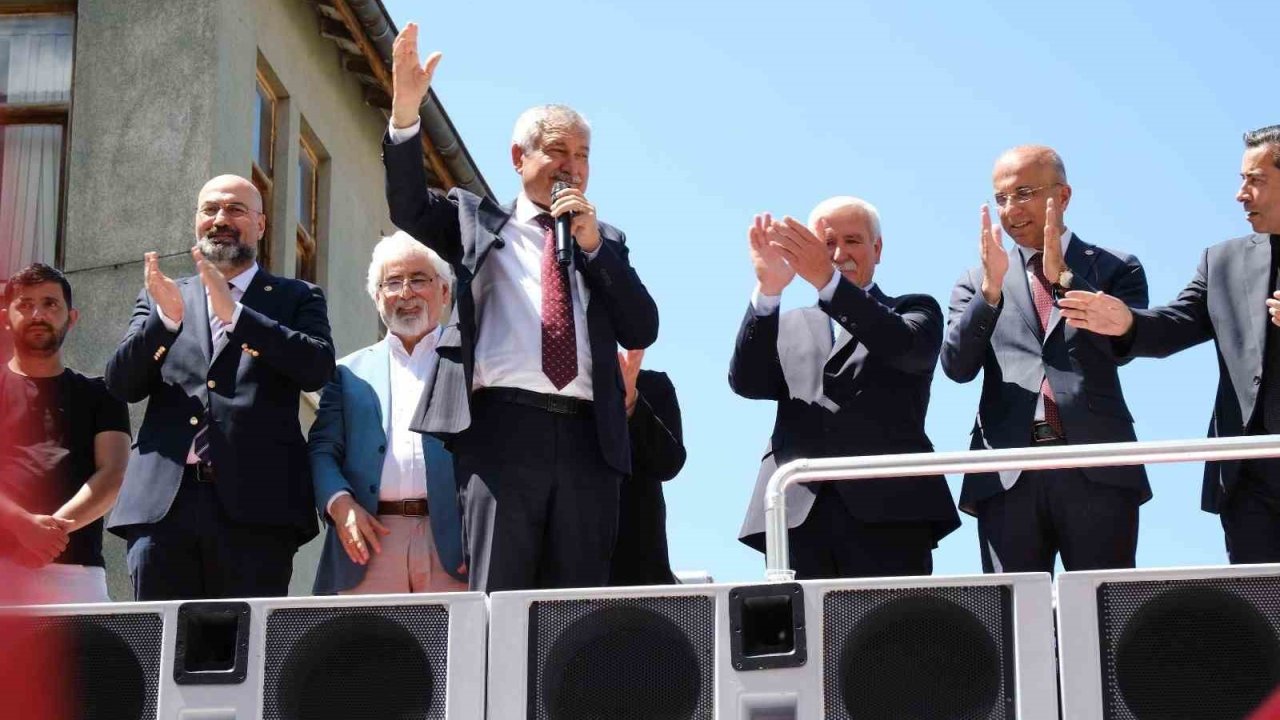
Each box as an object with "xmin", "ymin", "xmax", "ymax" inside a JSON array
[
  {"xmin": 22, "ymin": 322, "xmax": 55, "ymax": 333},
  {"xmin": 204, "ymin": 225, "xmax": 241, "ymax": 242}
]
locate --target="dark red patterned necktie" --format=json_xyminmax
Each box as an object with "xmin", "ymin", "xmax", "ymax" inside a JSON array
[
  {"xmin": 1029, "ymin": 253, "xmax": 1063, "ymax": 435},
  {"xmin": 535, "ymin": 213, "xmax": 578, "ymax": 389}
]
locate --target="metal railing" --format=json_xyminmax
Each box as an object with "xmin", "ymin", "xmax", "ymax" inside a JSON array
[{"xmin": 763, "ymin": 435, "xmax": 1280, "ymax": 581}]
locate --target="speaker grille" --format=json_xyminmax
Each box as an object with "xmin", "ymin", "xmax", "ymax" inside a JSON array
[
  {"xmin": 4, "ymin": 612, "xmax": 163, "ymax": 720},
  {"xmin": 263, "ymin": 604, "xmax": 450, "ymax": 720},
  {"xmin": 1098, "ymin": 576, "xmax": 1280, "ymax": 720},
  {"xmin": 528, "ymin": 595, "xmax": 715, "ymax": 720},
  {"xmin": 823, "ymin": 585, "xmax": 1015, "ymax": 720}
]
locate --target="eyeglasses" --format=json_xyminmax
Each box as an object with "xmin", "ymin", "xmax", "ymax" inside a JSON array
[
  {"xmin": 992, "ymin": 183, "xmax": 1062, "ymax": 208},
  {"xmin": 197, "ymin": 202, "xmax": 257, "ymax": 219},
  {"xmin": 380, "ymin": 276, "xmax": 436, "ymax": 294}
]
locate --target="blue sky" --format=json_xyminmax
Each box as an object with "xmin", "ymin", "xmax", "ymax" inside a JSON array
[{"xmin": 384, "ymin": 0, "xmax": 1278, "ymax": 581}]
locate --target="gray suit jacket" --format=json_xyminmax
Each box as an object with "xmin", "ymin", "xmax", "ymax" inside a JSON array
[
  {"xmin": 942, "ymin": 234, "xmax": 1151, "ymax": 512},
  {"xmin": 1121, "ymin": 233, "xmax": 1275, "ymax": 512}
]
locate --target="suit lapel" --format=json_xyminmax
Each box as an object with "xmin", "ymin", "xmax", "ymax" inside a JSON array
[
  {"xmin": 211, "ymin": 269, "xmax": 270, "ymax": 366},
  {"xmin": 1045, "ymin": 234, "xmax": 1099, "ymax": 338},
  {"xmin": 471, "ymin": 197, "xmax": 514, "ymax": 273},
  {"xmin": 1241, "ymin": 234, "xmax": 1271, "ymax": 368},
  {"xmin": 181, "ymin": 276, "xmax": 212, "ymax": 364},
  {"xmin": 368, "ymin": 341, "xmax": 392, "ymax": 441},
  {"xmin": 1006, "ymin": 247, "xmax": 1043, "ymax": 339}
]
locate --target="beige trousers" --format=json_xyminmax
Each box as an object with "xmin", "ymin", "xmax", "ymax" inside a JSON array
[{"xmin": 339, "ymin": 514, "xmax": 468, "ymax": 595}]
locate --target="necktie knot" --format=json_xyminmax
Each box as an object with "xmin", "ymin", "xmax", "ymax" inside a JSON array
[{"xmin": 534, "ymin": 212, "xmax": 555, "ymax": 234}]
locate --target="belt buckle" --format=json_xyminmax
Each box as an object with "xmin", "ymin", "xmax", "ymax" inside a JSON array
[
  {"xmin": 192, "ymin": 462, "xmax": 215, "ymax": 483},
  {"xmin": 1032, "ymin": 422, "xmax": 1060, "ymax": 444},
  {"xmin": 403, "ymin": 499, "xmax": 428, "ymax": 517},
  {"xmin": 546, "ymin": 394, "xmax": 577, "ymax": 415}
]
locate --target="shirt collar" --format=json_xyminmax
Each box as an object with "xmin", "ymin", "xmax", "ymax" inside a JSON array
[
  {"xmin": 1023, "ymin": 228, "xmax": 1073, "ymax": 267},
  {"xmin": 225, "ymin": 262, "xmax": 259, "ymax": 294},
  {"xmin": 384, "ymin": 324, "xmax": 442, "ymax": 359},
  {"xmin": 514, "ymin": 193, "xmax": 547, "ymax": 225}
]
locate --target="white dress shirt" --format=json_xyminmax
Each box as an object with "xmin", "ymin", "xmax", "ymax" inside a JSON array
[
  {"xmin": 390, "ymin": 119, "xmax": 595, "ymax": 400},
  {"xmin": 156, "ymin": 263, "xmax": 257, "ymax": 464},
  {"xmin": 325, "ymin": 327, "xmax": 442, "ymax": 515}
]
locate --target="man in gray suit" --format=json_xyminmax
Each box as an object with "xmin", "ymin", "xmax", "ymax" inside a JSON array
[
  {"xmin": 943, "ymin": 146, "xmax": 1150, "ymax": 573},
  {"xmin": 1061, "ymin": 125, "xmax": 1280, "ymax": 563}
]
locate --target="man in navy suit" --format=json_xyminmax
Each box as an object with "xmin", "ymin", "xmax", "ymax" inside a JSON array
[
  {"xmin": 383, "ymin": 24, "xmax": 658, "ymax": 591},
  {"xmin": 943, "ymin": 146, "xmax": 1150, "ymax": 574},
  {"xmin": 732, "ymin": 198, "xmax": 960, "ymax": 579},
  {"xmin": 310, "ymin": 233, "xmax": 467, "ymax": 594},
  {"xmin": 105, "ymin": 174, "xmax": 334, "ymax": 600},
  {"xmin": 1061, "ymin": 125, "xmax": 1280, "ymax": 563}
]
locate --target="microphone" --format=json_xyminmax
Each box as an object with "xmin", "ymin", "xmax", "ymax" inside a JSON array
[{"xmin": 552, "ymin": 180, "xmax": 575, "ymax": 268}]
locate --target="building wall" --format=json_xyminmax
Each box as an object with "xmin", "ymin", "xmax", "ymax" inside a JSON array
[{"xmin": 57, "ymin": 0, "xmax": 397, "ymax": 599}]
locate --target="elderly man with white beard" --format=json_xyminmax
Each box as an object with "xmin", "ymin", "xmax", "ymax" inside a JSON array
[{"xmin": 309, "ymin": 232, "xmax": 468, "ymax": 594}]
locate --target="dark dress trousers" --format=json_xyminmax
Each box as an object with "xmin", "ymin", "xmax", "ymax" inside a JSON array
[
  {"xmin": 610, "ymin": 369, "xmax": 686, "ymax": 586},
  {"xmin": 105, "ymin": 269, "xmax": 333, "ymax": 599},
  {"xmin": 942, "ymin": 234, "xmax": 1150, "ymax": 573},
  {"xmin": 732, "ymin": 279, "xmax": 961, "ymax": 579},
  {"xmin": 384, "ymin": 130, "xmax": 659, "ymax": 591},
  {"xmin": 1119, "ymin": 233, "xmax": 1280, "ymax": 563}
]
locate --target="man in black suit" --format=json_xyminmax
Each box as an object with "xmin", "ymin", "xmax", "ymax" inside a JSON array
[
  {"xmin": 943, "ymin": 145, "xmax": 1150, "ymax": 574},
  {"xmin": 610, "ymin": 349, "xmax": 686, "ymax": 586},
  {"xmin": 384, "ymin": 24, "xmax": 658, "ymax": 591},
  {"xmin": 1061, "ymin": 125, "xmax": 1280, "ymax": 563},
  {"xmin": 731, "ymin": 198, "xmax": 960, "ymax": 579},
  {"xmin": 105, "ymin": 174, "xmax": 334, "ymax": 600}
]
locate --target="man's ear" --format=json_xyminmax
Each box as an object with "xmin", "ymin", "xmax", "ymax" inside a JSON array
[
  {"xmin": 511, "ymin": 143, "xmax": 525, "ymax": 174},
  {"xmin": 67, "ymin": 307, "xmax": 80, "ymax": 329}
]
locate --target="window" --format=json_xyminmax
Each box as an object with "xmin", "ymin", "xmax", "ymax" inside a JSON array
[
  {"xmin": 250, "ymin": 73, "xmax": 276, "ymax": 271},
  {"xmin": 0, "ymin": 12, "xmax": 74, "ymax": 276},
  {"xmin": 295, "ymin": 135, "xmax": 318, "ymax": 282}
]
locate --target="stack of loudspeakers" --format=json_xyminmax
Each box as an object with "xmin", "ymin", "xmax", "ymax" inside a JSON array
[
  {"xmin": 487, "ymin": 573, "xmax": 1059, "ymax": 719},
  {"xmin": 1057, "ymin": 563, "xmax": 1280, "ymax": 720},
  {"xmin": 0, "ymin": 591, "xmax": 487, "ymax": 719}
]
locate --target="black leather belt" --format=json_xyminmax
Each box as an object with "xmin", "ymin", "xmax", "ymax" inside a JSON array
[
  {"xmin": 184, "ymin": 462, "xmax": 217, "ymax": 483},
  {"xmin": 1032, "ymin": 421, "xmax": 1066, "ymax": 444},
  {"xmin": 478, "ymin": 387, "xmax": 592, "ymax": 415},
  {"xmin": 378, "ymin": 498, "xmax": 429, "ymax": 517}
]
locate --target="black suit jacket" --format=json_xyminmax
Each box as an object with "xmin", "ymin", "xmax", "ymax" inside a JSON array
[
  {"xmin": 942, "ymin": 234, "xmax": 1151, "ymax": 512},
  {"xmin": 383, "ymin": 130, "xmax": 659, "ymax": 474},
  {"xmin": 1121, "ymin": 233, "xmax": 1277, "ymax": 512},
  {"xmin": 611, "ymin": 369, "xmax": 686, "ymax": 585},
  {"xmin": 731, "ymin": 279, "xmax": 960, "ymax": 551},
  {"xmin": 105, "ymin": 269, "xmax": 334, "ymax": 540}
]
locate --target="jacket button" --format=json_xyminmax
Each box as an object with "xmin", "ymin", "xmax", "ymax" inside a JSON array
[
  {"xmin": 378, "ymin": 445, "xmax": 386, "ymax": 453},
  {"xmin": 207, "ymin": 380, "xmax": 216, "ymax": 389},
  {"xmin": 189, "ymin": 416, "xmax": 199, "ymax": 426},
  {"xmin": 368, "ymin": 485, "xmax": 377, "ymax": 493},
  {"xmin": 1255, "ymin": 376, "xmax": 1263, "ymax": 386}
]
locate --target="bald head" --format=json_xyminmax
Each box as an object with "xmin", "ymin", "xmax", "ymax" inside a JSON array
[
  {"xmin": 991, "ymin": 145, "xmax": 1072, "ymax": 250},
  {"xmin": 199, "ymin": 174, "xmax": 263, "ymax": 212},
  {"xmin": 994, "ymin": 145, "xmax": 1067, "ymax": 184},
  {"xmin": 194, "ymin": 174, "xmax": 266, "ymax": 271}
]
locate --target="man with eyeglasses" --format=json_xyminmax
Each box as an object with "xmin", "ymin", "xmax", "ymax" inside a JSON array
[
  {"xmin": 105, "ymin": 174, "xmax": 335, "ymax": 600},
  {"xmin": 942, "ymin": 145, "xmax": 1150, "ymax": 574},
  {"xmin": 1061, "ymin": 125, "xmax": 1280, "ymax": 564},
  {"xmin": 381, "ymin": 25, "xmax": 658, "ymax": 592},
  {"xmin": 309, "ymin": 233, "xmax": 468, "ymax": 595}
]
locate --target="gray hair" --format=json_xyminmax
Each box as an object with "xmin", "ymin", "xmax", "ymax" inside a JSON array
[
  {"xmin": 808, "ymin": 196, "xmax": 883, "ymax": 239},
  {"xmin": 366, "ymin": 231, "xmax": 453, "ymax": 301},
  {"xmin": 511, "ymin": 104, "xmax": 592, "ymax": 153}
]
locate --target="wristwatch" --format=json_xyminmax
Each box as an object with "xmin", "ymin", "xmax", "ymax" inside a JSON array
[{"xmin": 1054, "ymin": 268, "xmax": 1073, "ymax": 290}]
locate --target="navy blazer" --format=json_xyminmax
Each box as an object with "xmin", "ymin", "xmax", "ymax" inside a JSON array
[
  {"xmin": 105, "ymin": 268, "xmax": 334, "ymax": 540},
  {"xmin": 383, "ymin": 130, "xmax": 659, "ymax": 474},
  {"xmin": 309, "ymin": 341, "xmax": 467, "ymax": 593},
  {"xmin": 732, "ymin": 278, "xmax": 961, "ymax": 551},
  {"xmin": 1121, "ymin": 233, "xmax": 1276, "ymax": 512},
  {"xmin": 942, "ymin": 234, "xmax": 1151, "ymax": 512}
]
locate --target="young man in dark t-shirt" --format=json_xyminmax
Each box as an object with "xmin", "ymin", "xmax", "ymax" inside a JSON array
[{"xmin": 0, "ymin": 264, "xmax": 129, "ymax": 604}]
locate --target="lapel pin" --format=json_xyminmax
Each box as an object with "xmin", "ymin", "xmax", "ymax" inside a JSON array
[
  {"xmin": 264, "ymin": 285, "xmax": 273, "ymax": 292},
  {"xmin": 1084, "ymin": 249, "xmax": 1095, "ymax": 256}
]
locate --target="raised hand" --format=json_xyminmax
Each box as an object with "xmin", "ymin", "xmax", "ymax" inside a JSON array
[
  {"xmin": 192, "ymin": 247, "xmax": 235, "ymax": 324},
  {"xmin": 769, "ymin": 216, "xmax": 834, "ymax": 291},
  {"xmin": 144, "ymin": 252, "xmax": 184, "ymax": 324},
  {"xmin": 1265, "ymin": 291, "xmax": 1280, "ymax": 328},
  {"xmin": 979, "ymin": 204, "xmax": 1009, "ymax": 305},
  {"xmin": 1058, "ymin": 290, "xmax": 1135, "ymax": 336},
  {"xmin": 748, "ymin": 213, "xmax": 795, "ymax": 295},
  {"xmin": 618, "ymin": 348, "xmax": 645, "ymax": 417},
  {"xmin": 1042, "ymin": 197, "xmax": 1065, "ymax": 284},
  {"xmin": 391, "ymin": 23, "xmax": 443, "ymax": 130}
]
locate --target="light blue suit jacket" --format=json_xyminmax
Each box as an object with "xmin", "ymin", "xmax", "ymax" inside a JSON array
[{"xmin": 308, "ymin": 339, "xmax": 467, "ymax": 594}]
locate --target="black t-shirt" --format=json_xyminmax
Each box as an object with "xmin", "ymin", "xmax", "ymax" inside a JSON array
[{"xmin": 0, "ymin": 365, "xmax": 130, "ymax": 567}]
